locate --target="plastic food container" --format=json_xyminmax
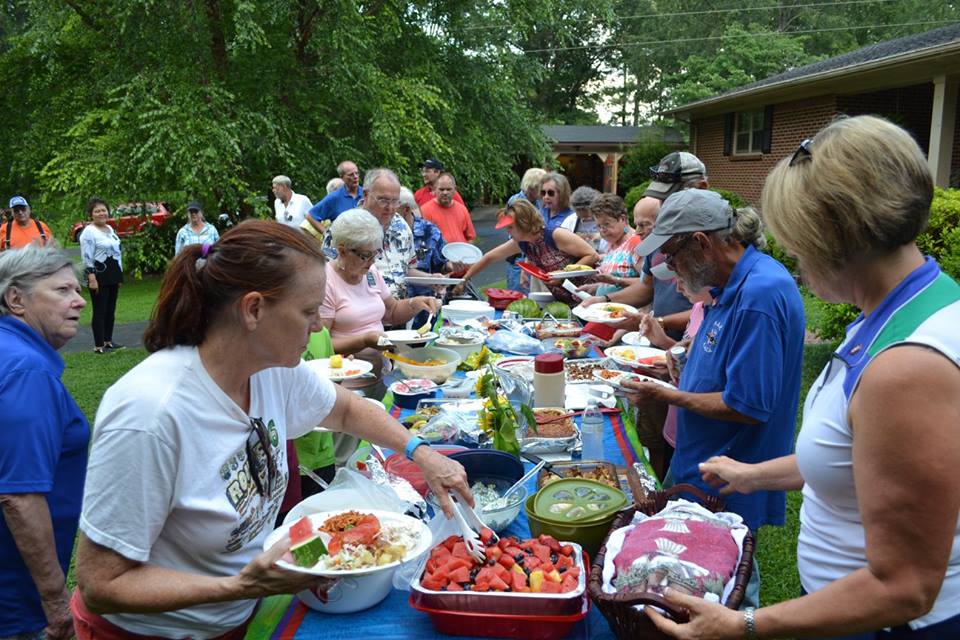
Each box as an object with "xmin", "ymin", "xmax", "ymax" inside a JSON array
[
  {"xmin": 525, "ymin": 494, "xmax": 619, "ymax": 560},
  {"xmin": 410, "ymin": 546, "xmax": 588, "ymax": 616},
  {"xmin": 395, "ymin": 347, "xmax": 462, "ymax": 383},
  {"xmin": 537, "ymin": 461, "xmax": 623, "ymax": 492},
  {"xmin": 389, "ymin": 379, "xmax": 438, "ymax": 409},
  {"xmin": 409, "ymin": 594, "xmax": 589, "ymax": 640},
  {"xmin": 484, "ymin": 288, "xmax": 525, "ymax": 310},
  {"xmin": 442, "ymin": 302, "xmax": 496, "ymax": 325},
  {"xmin": 425, "ymin": 485, "xmax": 527, "ymax": 533},
  {"xmin": 532, "ymin": 478, "xmax": 628, "ymax": 525}
]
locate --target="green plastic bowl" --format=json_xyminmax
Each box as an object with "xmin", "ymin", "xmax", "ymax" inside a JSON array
[
  {"xmin": 532, "ymin": 478, "xmax": 628, "ymax": 525},
  {"xmin": 525, "ymin": 494, "xmax": 618, "ymax": 560}
]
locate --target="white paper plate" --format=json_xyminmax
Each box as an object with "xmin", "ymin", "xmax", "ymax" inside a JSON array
[
  {"xmin": 592, "ymin": 369, "xmax": 676, "ymax": 391},
  {"xmin": 404, "ymin": 276, "xmax": 463, "ymax": 286},
  {"xmin": 304, "ymin": 357, "xmax": 374, "ymax": 381},
  {"xmin": 548, "ymin": 268, "xmax": 599, "ymax": 279},
  {"xmin": 494, "ymin": 356, "xmax": 535, "ymax": 381},
  {"xmin": 620, "ymin": 332, "xmax": 651, "ymax": 347},
  {"xmin": 384, "ymin": 329, "xmax": 438, "ymax": 345},
  {"xmin": 441, "ymin": 242, "xmax": 482, "ymax": 264},
  {"xmin": 604, "ymin": 345, "xmax": 667, "ymax": 368},
  {"xmin": 572, "ymin": 302, "xmax": 638, "ymax": 324},
  {"xmin": 263, "ymin": 509, "xmax": 432, "ymax": 577}
]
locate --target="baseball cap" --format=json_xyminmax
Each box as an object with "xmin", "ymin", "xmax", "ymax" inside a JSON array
[
  {"xmin": 637, "ymin": 189, "xmax": 733, "ymax": 257},
  {"xmin": 422, "ymin": 158, "xmax": 444, "ymax": 171},
  {"xmin": 644, "ymin": 152, "xmax": 707, "ymax": 200},
  {"xmin": 186, "ymin": 200, "xmax": 203, "ymax": 212},
  {"xmin": 9, "ymin": 196, "xmax": 28, "ymax": 208}
]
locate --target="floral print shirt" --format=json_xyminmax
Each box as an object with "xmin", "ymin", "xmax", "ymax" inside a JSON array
[{"xmin": 597, "ymin": 232, "xmax": 643, "ymax": 297}]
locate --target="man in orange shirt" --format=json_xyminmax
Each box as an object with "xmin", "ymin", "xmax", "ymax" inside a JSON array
[
  {"xmin": 413, "ymin": 158, "xmax": 465, "ymax": 207},
  {"xmin": 1, "ymin": 197, "xmax": 52, "ymax": 250},
  {"xmin": 419, "ymin": 173, "xmax": 476, "ymax": 244}
]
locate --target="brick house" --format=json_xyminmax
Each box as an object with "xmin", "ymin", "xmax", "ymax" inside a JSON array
[{"xmin": 665, "ymin": 23, "xmax": 960, "ymax": 204}]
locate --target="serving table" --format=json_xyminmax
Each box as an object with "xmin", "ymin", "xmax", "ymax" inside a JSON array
[{"xmin": 248, "ymin": 335, "xmax": 656, "ymax": 639}]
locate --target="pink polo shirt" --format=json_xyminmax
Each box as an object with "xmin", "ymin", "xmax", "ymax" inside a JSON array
[{"xmin": 320, "ymin": 262, "xmax": 391, "ymax": 338}]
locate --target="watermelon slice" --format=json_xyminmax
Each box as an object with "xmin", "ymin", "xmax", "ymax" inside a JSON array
[
  {"xmin": 289, "ymin": 516, "xmax": 315, "ymax": 546},
  {"xmin": 291, "ymin": 535, "xmax": 328, "ymax": 567}
]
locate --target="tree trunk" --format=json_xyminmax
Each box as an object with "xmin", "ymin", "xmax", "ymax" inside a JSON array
[{"xmin": 204, "ymin": 0, "xmax": 229, "ymax": 82}]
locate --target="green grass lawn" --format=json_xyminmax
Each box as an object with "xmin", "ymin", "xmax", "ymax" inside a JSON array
[{"xmin": 78, "ymin": 275, "xmax": 163, "ymax": 325}]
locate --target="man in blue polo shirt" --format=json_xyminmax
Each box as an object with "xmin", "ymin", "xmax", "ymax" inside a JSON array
[
  {"xmin": 305, "ymin": 160, "xmax": 363, "ymax": 234},
  {"xmin": 624, "ymin": 189, "xmax": 804, "ymax": 530}
]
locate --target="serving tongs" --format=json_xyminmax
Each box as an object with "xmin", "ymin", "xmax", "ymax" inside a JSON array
[
  {"xmin": 450, "ymin": 495, "xmax": 495, "ymax": 562},
  {"xmin": 382, "ymin": 351, "xmax": 427, "ymax": 366}
]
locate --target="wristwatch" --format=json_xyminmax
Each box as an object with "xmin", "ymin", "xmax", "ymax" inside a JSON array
[
  {"xmin": 743, "ymin": 607, "xmax": 758, "ymax": 639},
  {"xmin": 405, "ymin": 436, "xmax": 430, "ymax": 461}
]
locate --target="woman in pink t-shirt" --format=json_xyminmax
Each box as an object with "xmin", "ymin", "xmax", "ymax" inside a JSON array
[{"xmin": 319, "ymin": 209, "xmax": 439, "ymax": 371}]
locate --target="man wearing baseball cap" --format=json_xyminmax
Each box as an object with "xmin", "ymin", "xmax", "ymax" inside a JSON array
[
  {"xmin": 2, "ymin": 196, "xmax": 52, "ymax": 251},
  {"xmin": 414, "ymin": 158, "xmax": 464, "ymax": 207},
  {"xmin": 643, "ymin": 151, "xmax": 708, "ymax": 201},
  {"xmin": 622, "ymin": 188, "xmax": 805, "ymax": 544}
]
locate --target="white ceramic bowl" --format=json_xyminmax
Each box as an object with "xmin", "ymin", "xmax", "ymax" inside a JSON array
[
  {"xmin": 395, "ymin": 347, "xmax": 461, "ymax": 383},
  {"xmin": 441, "ymin": 303, "xmax": 496, "ymax": 325}
]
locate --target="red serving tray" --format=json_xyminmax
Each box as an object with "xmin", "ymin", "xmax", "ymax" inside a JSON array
[
  {"xmin": 517, "ymin": 261, "xmax": 551, "ymax": 282},
  {"xmin": 409, "ymin": 594, "xmax": 590, "ymax": 640}
]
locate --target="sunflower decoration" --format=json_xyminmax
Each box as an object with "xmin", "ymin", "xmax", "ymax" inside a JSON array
[{"xmin": 475, "ymin": 365, "xmax": 536, "ymax": 457}]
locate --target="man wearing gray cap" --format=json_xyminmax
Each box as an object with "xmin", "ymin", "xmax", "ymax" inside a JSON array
[{"xmin": 622, "ymin": 189, "xmax": 804, "ymax": 571}]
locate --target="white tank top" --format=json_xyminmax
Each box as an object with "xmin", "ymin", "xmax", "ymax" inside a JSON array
[{"xmin": 796, "ymin": 262, "xmax": 960, "ymax": 630}]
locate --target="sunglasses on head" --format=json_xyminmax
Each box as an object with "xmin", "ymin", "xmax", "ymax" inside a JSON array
[
  {"xmin": 789, "ymin": 138, "xmax": 813, "ymax": 167},
  {"xmin": 649, "ymin": 166, "xmax": 683, "ymax": 183}
]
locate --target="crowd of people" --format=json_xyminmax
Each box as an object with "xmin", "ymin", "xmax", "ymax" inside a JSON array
[{"xmin": 1, "ymin": 115, "xmax": 959, "ymax": 639}]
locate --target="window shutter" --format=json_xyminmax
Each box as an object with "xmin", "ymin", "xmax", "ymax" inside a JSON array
[
  {"xmin": 723, "ymin": 113, "xmax": 734, "ymax": 156},
  {"xmin": 761, "ymin": 105, "xmax": 774, "ymax": 154}
]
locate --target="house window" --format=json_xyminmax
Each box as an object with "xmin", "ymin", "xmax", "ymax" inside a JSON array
[{"xmin": 734, "ymin": 109, "xmax": 765, "ymax": 155}]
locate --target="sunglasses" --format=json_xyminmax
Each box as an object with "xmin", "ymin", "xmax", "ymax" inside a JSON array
[
  {"xmin": 540, "ymin": 189, "xmax": 557, "ymax": 197},
  {"xmin": 790, "ymin": 139, "xmax": 813, "ymax": 167},
  {"xmin": 649, "ymin": 166, "xmax": 683, "ymax": 183},
  {"xmin": 246, "ymin": 417, "xmax": 277, "ymax": 499},
  {"xmin": 349, "ymin": 247, "xmax": 383, "ymax": 262}
]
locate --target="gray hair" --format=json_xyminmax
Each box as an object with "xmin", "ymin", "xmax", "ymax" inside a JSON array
[
  {"xmin": 570, "ymin": 186, "xmax": 600, "ymax": 211},
  {"xmin": 272, "ymin": 175, "xmax": 292, "ymax": 187},
  {"xmin": 329, "ymin": 208, "xmax": 384, "ymax": 251},
  {"xmin": 0, "ymin": 244, "xmax": 77, "ymax": 316},
  {"xmin": 398, "ymin": 187, "xmax": 420, "ymax": 216},
  {"xmin": 326, "ymin": 177, "xmax": 344, "ymax": 194},
  {"xmin": 363, "ymin": 168, "xmax": 400, "ymax": 192},
  {"xmin": 732, "ymin": 207, "xmax": 767, "ymax": 250},
  {"xmin": 520, "ymin": 168, "xmax": 547, "ymax": 192}
]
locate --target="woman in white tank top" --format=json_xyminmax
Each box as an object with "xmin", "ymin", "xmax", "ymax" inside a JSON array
[{"xmin": 645, "ymin": 117, "xmax": 960, "ymax": 639}]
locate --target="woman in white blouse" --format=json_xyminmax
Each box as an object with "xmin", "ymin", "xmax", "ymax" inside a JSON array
[
  {"xmin": 174, "ymin": 200, "xmax": 219, "ymax": 255},
  {"xmin": 79, "ymin": 198, "xmax": 123, "ymax": 353}
]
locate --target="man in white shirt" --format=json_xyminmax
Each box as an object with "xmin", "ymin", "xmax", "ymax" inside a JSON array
[{"xmin": 271, "ymin": 175, "xmax": 313, "ymax": 228}]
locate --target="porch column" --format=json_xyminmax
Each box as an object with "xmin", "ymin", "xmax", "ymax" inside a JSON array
[
  {"xmin": 928, "ymin": 74, "xmax": 958, "ymax": 187},
  {"xmin": 600, "ymin": 152, "xmax": 623, "ymax": 193}
]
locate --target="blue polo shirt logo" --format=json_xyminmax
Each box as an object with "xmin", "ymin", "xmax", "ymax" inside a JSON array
[{"xmin": 703, "ymin": 320, "xmax": 723, "ymax": 353}]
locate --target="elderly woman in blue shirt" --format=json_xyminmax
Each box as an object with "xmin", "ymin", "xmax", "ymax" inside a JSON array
[{"xmin": 0, "ymin": 244, "xmax": 88, "ymax": 640}]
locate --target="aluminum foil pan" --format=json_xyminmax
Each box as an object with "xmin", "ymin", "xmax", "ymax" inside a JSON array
[
  {"xmin": 365, "ymin": 455, "xmax": 428, "ymax": 520},
  {"xmin": 521, "ymin": 431, "xmax": 582, "ymax": 455},
  {"xmin": 409, "ymin": 542, "xmax": 587, "ymax": 616}
]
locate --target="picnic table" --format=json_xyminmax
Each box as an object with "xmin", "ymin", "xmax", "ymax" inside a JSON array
[{"xmin": 248, "ymin": 338, "xmax": 653, "ymax": 639}]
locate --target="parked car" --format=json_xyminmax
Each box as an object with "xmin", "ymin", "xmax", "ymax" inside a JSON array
[{"xmin": 70, "ymin": 202, "xmax": 172, "ymax": 242}]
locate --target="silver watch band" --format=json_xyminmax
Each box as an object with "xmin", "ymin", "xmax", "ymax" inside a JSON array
[{"xmin": 744, "ymin": 606, "xmax": 758, "ymax": 639}]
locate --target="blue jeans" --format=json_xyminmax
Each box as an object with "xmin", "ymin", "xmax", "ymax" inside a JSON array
[{"xmin": 506, "ymin": 260, "xmax": 526, "ymax": 294}]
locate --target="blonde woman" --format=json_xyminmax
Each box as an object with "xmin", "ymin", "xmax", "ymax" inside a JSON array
[{"xmin": 650, "ymin": 117, "xmax": 960, "ymax": 639}]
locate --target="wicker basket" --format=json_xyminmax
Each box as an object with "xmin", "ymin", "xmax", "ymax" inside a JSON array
[{"xmin": 587, "ymin": 481, "xmax": 755, "ymax": 640}]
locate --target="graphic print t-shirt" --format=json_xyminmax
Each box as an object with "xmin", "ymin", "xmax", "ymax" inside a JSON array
[{"xmin": 79, "ymin": 346, "xmax": 337, "ymax": 638}]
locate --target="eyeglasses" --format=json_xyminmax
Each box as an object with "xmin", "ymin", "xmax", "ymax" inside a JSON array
[
  {"xmin": 246, "ymin": 417, "xmax": 277, "ymax": 499},
  {"xmin": 349, "ymin": 247, "xmax": 383, "ymax": 262},
  {"xmin": 649, "ymin": 166, "xmax": 683, "ymax": 183},
  {"xmin": 789, "ymin": 139, "xmax": 813, "ymax": 167},
  {"xmin": 597, "ymin": 220, "xmax": 623, "ymax": 231},
  {"xmin": 372, "ymin": 196, "xmax": 400, "ymax": 208},
  {"xmin": 540, "ymin": 189, "xmax": 557, "ymax": 197},
  {"xmin": 662, "ymin": 233, "xmax": 695, "ymax": 266},
  {"xmin": 635, "ymin": 220, "xmax": 654, "ymax": 230}
]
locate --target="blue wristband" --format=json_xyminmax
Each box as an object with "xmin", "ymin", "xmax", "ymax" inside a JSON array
[{"xmin": 405, "ymin": 436, "xmax": 430, "ymax": 461}]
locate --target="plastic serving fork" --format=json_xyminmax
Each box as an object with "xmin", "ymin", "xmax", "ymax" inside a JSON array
[{"xmin": 450, "ymin": 496, "xmax": 486, "ymax": 563}]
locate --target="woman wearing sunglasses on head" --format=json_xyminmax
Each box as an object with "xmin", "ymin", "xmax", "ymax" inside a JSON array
[
  {"xmin": 648, "ymin": 116, "xmax": 960, "ymax": 640},
  {"xmin": 72, "ymin": 220, "xmax": 470, "ymax": 639}
]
